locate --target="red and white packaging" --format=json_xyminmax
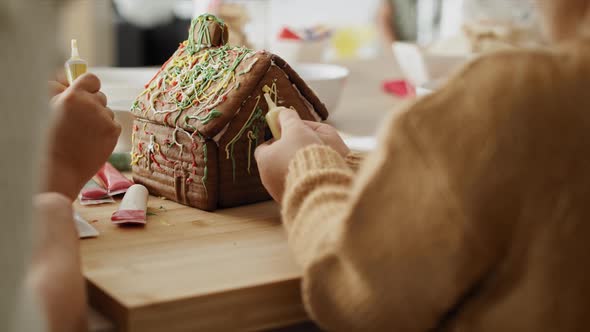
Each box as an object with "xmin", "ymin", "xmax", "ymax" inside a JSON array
[
  {"xmin": 111, "ymin": 184, "xmax": 149, "ymax": 225},
  {"xmin": 96, "ymin": 162, "xmax": 134, "ymax": 196},
  {"xmin": 79, "ymin": 178, "xmax": 115, "ymax": 205}
]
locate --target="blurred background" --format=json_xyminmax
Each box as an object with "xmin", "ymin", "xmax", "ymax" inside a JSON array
[
  {"xmin": 58, "ymin": 0, "xmax": 385, "ymax": 67},
  {"xmin": 57, "ymin": 0, "xmax": 540, "ymax": 68},
  {"xmin": 59, "ymin": 0, "xmax": 542, "ymax": 156},
  {"xmin": 57, "ymin": 0, "xmax": 475, "ymax": 66}
]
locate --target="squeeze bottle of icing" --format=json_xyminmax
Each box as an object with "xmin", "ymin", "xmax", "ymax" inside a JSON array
[
  {"xmin": 264, "ymin": 93, "xmax": 283, "ymax": 139},
  {"xmin": 65, "ymin": 39, "xmax": 87, "ymax": 84}
]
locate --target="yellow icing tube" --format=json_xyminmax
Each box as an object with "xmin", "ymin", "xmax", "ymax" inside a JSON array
[
  {"xmin": 65, "ymin": 39, "xmax": 88, "ymax": 85},
  {"xmin": 264, "ymin": 93, "xmax": 282, "ymax": 140}
]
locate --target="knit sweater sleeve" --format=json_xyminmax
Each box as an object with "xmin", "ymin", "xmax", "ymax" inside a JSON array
[
  {"xmin": 280, "ymin": 53, "xmax": 532, "ymax": 330},
  {"xmin": 344, "ymin": 151, "xmax": 365, "ymax": 172},
  {"xmin": 282, "ymin": 131, "xmax": 473, "ymax": 331}
]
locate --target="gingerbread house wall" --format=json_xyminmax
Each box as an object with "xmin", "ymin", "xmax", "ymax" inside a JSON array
[
  {"xmin": 132, "ymin": 120, "xmax": 218, "ymax": 211},
  {"xmin": 216, "ymin": 64, "xmax": 318, "ymax": 208}
]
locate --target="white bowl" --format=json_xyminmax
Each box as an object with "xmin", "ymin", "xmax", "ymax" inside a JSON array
[{"xmin": 294, "ymin": 63, "xmax": 349, "ymax": 113}]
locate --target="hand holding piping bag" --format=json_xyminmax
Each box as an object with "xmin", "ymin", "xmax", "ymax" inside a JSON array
[
  {"xmin": 43, "ymin": 40, "xmax": 119, "ymax": 201},
  {"xmin": 257, "ymin": 94, "xmax": 349, "ymax": 202}
]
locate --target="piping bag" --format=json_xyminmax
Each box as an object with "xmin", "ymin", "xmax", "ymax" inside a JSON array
[
  {"xmin": 264, "ymin": 93, "xmax": 282, "ymax": 139},
  {"xmin": 96, "ymin": 163, "xmax": 134, "ymax": 196},
  {"xmin": 65, "ymin": 39, "xmax": 87, "ymax": 84},
  {"xmin": 111, "ymin": 184, "xmax": 149, "ymax": 225}
]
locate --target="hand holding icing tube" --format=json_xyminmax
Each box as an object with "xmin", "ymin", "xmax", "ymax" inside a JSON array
[
  {"xmin": 65, "ymin": 39, "xmax": 88, "ymax": 85},
  {"xmin": 111, "ymin": 184, "xmax": 149, "ymax": 225}
]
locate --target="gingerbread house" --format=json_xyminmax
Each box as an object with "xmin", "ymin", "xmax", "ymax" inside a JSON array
[{"xmin": 130, "ymin": 14, "xmax": 328, "ymax": 211}]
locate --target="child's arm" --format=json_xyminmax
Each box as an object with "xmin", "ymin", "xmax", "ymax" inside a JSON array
[
  {"xmin": 280, "ymin": 120, "xmax": 498, "ymax": 331},
  {"xmin": 28, "ymin": 193, "xmax": 87, "ymax": 332},
  {"xmin": 256, "ymin": 54, "xmax": 533, "ymax": 330},
  {"xmin": 344, "ymin": 151, "xmax": 365, "ymax": 172},
  {"xmin": 257, "ymin": 110, "xmax": 496, "ymax": 331}
]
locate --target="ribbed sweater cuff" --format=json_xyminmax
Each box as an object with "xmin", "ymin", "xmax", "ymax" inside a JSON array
[
  {"xmin": 283, "ymin": 144, "xmax": 353, "ymax": 231},
  {"xmin": 288, "ymin": 145, "xmax": 349, "ymax": 181},
  {"xmin": 344, "ymin": 151, "xmax": 366, "ymax": 172}
]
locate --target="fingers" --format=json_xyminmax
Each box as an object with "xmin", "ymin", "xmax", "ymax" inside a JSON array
[
  {"xmin": 59, "ymin": 88, "xmax": 114, "ymax": 124},
  {"xmin": 302, "ymin": 120, "xmax": 324, "ymax": 131},
  {"xmin": 278, "ymin": 109, "xmax": 302, "ymax": 132},
  {"xmin": 104, "ymin": 107, "xmax": 115, "ymax": 120},
  {"xmin": 95, "ymin": 91, "xmax": 108, "ymax": 107},
  {"xmin": 254, "ymin": 139, "xmax": 274, "ymax": 161},
  {"xmin": 113, "ymin": 121, "xmax": 122, "ymax": 136},
  {"xmin": 49, "ymin": 81, "xmax": 67, "ymax": 97},
  {"xmin": 303, "ymin": 120, "xmax": 338, "ymax": 137},
  {"xmin": 71, "ymin": 73, "xmax": 101, "ymax": 93},
  {"xmin": 54, "ymin": 69, "xmax": 70, "ymax": 87}
]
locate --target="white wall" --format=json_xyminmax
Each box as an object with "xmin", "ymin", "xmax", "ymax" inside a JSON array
[{"xmin": 269, "ymin": 0, "xmax": 381, "ymax": 30}]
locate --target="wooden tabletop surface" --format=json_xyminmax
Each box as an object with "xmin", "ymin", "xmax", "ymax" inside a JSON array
[{"xmin": 83, "ymin": 55, "xmax": 403, "ymax": 332}]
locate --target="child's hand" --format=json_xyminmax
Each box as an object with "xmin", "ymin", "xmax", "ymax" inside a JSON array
[
  {"xmin": 43, "ymin": 73, "xmax": 121, "ymax": 201},
  {"xmin": 48, "ymin": 70, "xmax": 70, "ymax": 97},
  {"xmin": 48, "ymin": 81, "xmax": 67, "ymax": 97},
  {"xmin": 302, "ymin": 120, "xmax": 350, "ymax": 157},
  {"xmin": 255, "ymin": 109, "xmax": 324, "ymax": 202}
]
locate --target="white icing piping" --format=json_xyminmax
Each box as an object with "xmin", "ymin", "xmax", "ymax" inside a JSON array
[{"xmin": 237, "ymin": 58, "xmax": 259, "ymax": 76}]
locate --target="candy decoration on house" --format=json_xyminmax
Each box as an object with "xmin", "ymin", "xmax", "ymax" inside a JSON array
[{"xmin": 130, "ymin": 14, "xmax": 328, "ymax": 211}]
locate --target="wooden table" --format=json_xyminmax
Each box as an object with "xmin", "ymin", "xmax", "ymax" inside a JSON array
[
  {"xmin": 80, "ymin": 199, "xmax": 306, "ymax": 332},
  {"xmin": 81, "ymin": 55, "xmax": 402, "ymax": 332}
]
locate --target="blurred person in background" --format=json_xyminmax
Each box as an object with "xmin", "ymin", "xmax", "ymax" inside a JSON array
[
  {"xmin": 463, "ymin": 0, "xmax": 538, "ymax": 26},
  {"xmin": 462, "ymin": 0, "xmax": 543, "ymax": 51},
  {"xmin": 377, "ymin": 0, "xmax": 420, "ymax": 44},
  {"xmin": 256, "ymin": 0, "xmax": 590, "ymax": 330},
  {"xmin": 1, "ymin": 1, "xmax": 120, "ymax": 331},
  {"xmin": 378, "ymin": 0, "xmax": 540, "ymax": 48}
]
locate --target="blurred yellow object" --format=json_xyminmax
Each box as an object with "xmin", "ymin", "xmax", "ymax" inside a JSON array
[
  {"xmin": 332, "ymin": 26, "xmax": 376, "ymax": 60},
  {"xmin": 332, "ymin": 28, "xmax": 360, "ymax": 59},
  {"xmin": 65, "ymin": 39, "xmax": 87, "ymax": 84}
]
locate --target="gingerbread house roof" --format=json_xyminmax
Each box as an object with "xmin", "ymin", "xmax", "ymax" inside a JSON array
[{"xmin": 131, "ymin": 14, "xmax": 328, "ymax": 139}]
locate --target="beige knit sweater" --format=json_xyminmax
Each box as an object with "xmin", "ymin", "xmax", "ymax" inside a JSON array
[{"xmin": 282, "ymin": 39, "xmax": 590, "ymax": 331}]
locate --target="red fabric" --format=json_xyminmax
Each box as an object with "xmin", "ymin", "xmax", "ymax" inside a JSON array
[
  {"xmin": 111, "ymin": 209, "xmax": 146, "ymax": 225},
  {"xmin": 382, "ymin": 79, "xmax": 415, "ymax": 98}
]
